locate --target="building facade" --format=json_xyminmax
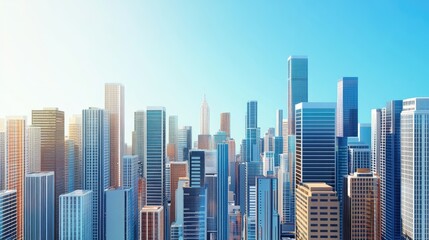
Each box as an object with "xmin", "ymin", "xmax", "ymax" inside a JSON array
[{"xmin": 287, "ymin": 56, "xmax": 308, "ymax": 135}]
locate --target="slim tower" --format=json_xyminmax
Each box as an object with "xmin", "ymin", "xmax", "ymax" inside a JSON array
[{"xmin": 287, "ymin": 56, "xmax": 308, "ymax": 135}]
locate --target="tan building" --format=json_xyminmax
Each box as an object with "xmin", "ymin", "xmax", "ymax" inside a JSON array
[
  {"xmin": 197, "ymin": 134, "xmax": 211, "ymax": 150},
  {"xmin": 140, "ymin": 206, "xmax": 164, "ymax": 240},
  {"xmin": 6, "ymin": 117, "xmax": 26, "ymax": 240},
  {"xmin": 105, "ymin": 83, "xmax": 125, "ymax": 188},
  {"xmin": 282, "ymin": 120, "xmax": 288, "ymax": 154},
  {"xmin": 296, "ymin": 182, "xmax": 340, "ymax": 240},
  {"xmin": 220, "ymin": 112, "xmax": 231, "ymax": 138},
  {"xmin": 343, "ymin": 168, "xmax": 380, "ymax": 240},
  {"xmin": 169, "ymin": 161, "xmax": 188, "ymax": 225}
]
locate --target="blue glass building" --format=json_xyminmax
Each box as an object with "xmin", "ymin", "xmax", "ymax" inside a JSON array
[
  {"xmin": 59, "ymin": 190, "xmax": 92, "ymax": 240},
  {"xmin": 256, "ymin": 176, "xmax": 279, "ymax": 240},
  {"xmin": 287, "ymin": 56, "xmax": 308, "ymax": 135},
  {"xmin": 24, "ymin": 171, "xmax": 55, "ymax": 240},
  {"xmin": 245, "ymin": 101, "xmax": 260, "ymax": 162},
  {"xmin": 82, "ymin": 107, "xmax": 110, "ymax": 240},
  {"xmin": 0, "ymin": 190, "xmax": 17, "ymax": 239},
  {"xmin": 133, "ymin": 111, "xmax": 145, "ymax": 177},
  {"xmin": 295, "ymin": 102, "xmax": 336, "ymax": 188},
  {"xmin": 122, "ymin": 155, "xmax": 139, "ymax": 240},
  {"xmin": 217, "ymin": 143, "xmax": 229, "ymax": 240},
  {"xmin": 106, "ymin": 187, "xmax": 133, "ymax": 240},
  {"xmin": 188, "ymin": 150, "xmax": 205, "ymax": 188},
  {"xmin": 336, "ymin": 77, "xmax": 358, "ymax": 138}
]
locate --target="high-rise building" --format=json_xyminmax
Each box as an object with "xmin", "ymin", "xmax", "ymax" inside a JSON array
[
  {"xmin": 24, "ymin": 171, "xmax": 55, "ymax": 240},
  {"xmin": 105, "ymin": 83, "xmax": 125, "ymax": 188},
  {"xmin": 256, "ymin": 176, "xmax": 279, "ymax": 240},
  {"xmin": 245, "ymin": 101, "xmax": 260, "ymax": 162},
  {"xmin": 106, "ymin": 187, "xmax": 133, "ymax": 240},
  {"xmin": 168, "ymin": 115, "xmax": 178, "ymax": 161},
  {"xmin": 295, "ymin": 182, "xmax": 340, "ymax": 240},
  {"xmin": 183, "ymin": 186, "xmax": 208, "ymax": 240},
  {"xmin": 32, "ymin": 108, "xmax": 65, "ymax": 238},
  {"xmin": 198, "ymin": 134, "xmax": 211, "ymax": 150},
  {"xmin": 275, "ymin": 109, "xmax": 283, "ymax": 137},
  {"xmin": 177, "ymin": 126, "xmax": 192, "ymax": 161},
  {"xmin": 171, "ymin": 177, "xmax": 188, "ymax": 240},
  {"xmin": 169, "ymin": 161, "xmax": 188, "ymax": 226},
  {"xmin": 205, "ymin": 174, "xmax": 217, "ymax": 239},
  {"xmin": 263, "ymin": 128, "xmax": 275, "ymax": 153},
  {"xmin": 144, "ymin": 107, "xmax": 166, "ymax": 206},
  {"xmin": 348, "ymin": 143, "xmax": 371, "ymax": 174},
  {"xmin": 200, "ymin": 95, "xmax": 210, "ymax": 135},
  {"xmin": 5, "ymin": 117, "xmax": 26, "ymax": 239},
  {"xmin": 213, "ymin": 131, "xmax": 227, "ymax": 147},
  {"xmin": 68, "ymin": 114, "xmax": 82, "ymax": 189},
  {"xmin": 134, "ymin": 111, "xmax": 145, "ymax": 177},
  {"xmin": 220, "ymin": 112, "xmax": 231, "ymax": 138},
  {"xmin": 217, "ymin": 143, "xmax": 229, "ymax": 240},
  {"xmin": 295, "ymin": 102, "xmax": 336, "ymax": 188},
  {"xmin": 343, "ymin": 168, "xmax": 380, "ymax": 240},
  {"xmin": 279, "ymin": 153, "xmax": 295, "ymax": 232},
  {"xmin": 65, "ymin": 139, "xmax": 75, "ymax": 193},
  {"xmin": 282, "ymin": 120, "xmax": 288, "ymax": 155},
  {"xmin": 82, "ymin": 107, "xmax": 110, "ymax": 240},
  {"xmin": 122, "ymin": 155, "xmax": 139, "ymax": 239},
  {"xmin": 0, "ymin": 129, "xmax": 5, "ymax": 191},
  {"xmin": 0, "ymin": 190, "xmax": 17, "ymax": 239},
  {"xmin": 273, "ymin": 136, "xmax": 283, "ymax": 167},
  {"xmin": 371, "ymin": 109, "xmax": 382, "ymax": 174},
  {"xmin": 59, "ymin": 190, "xmax": 92, "ymax": 240},
  {"xmin": 336, "ymin": 77, "xmax": 358, "ymax": 138},
  {"xmin": 138, "ymin": 177, "xmax": 146, "ymax": 215},
  {"xmin": 189, "ymin": 150, "xmax": 205, "ymax": 187},
  {"xmin": 140, "ymin": 206, "xmax": 164, "ymax": 240},
  {"xmin": 358, "ymin": 123, "xmax": 371, "ymax": 145},
  {"xmin": 262, "ymin": 151, "xmax": 274, "ymax": 176},
  {"xmin": 26, "ymin": 126, "xmax": 41, "ymax": 173},
  {"xmin": 401, "ymin": 97, "xmax": 429, "ymax": 240},
  {"xmin": 228, "ymin": 206, "xmax": 241, "ymax": 240},
  {"xmin": 374, "ymin": 100, "xmax": 403, "ymax": 240},
  {"xmin": 287, "ymin": 56, "xmax": 308, "ymax": 135}
]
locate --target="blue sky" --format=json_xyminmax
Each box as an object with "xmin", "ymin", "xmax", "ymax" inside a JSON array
[{"xmin": 1, "ymin": 1, "xmax": 429, "ymax": 144}]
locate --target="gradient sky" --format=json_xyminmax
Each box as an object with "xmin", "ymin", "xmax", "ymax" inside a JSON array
[{"xmin": 1, "ymin": 1, "xmax": 429, "ymax": 145}]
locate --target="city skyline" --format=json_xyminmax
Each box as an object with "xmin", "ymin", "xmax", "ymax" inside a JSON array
[{"xmin": 1, "ymin": 1, "xmax": 429, "ymax": 145}]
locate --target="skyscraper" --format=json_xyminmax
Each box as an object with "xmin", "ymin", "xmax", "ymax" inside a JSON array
[
  {"xmin": 0, "ymin": 127, "xmax": 5, "ymax": 191},
  {"xmin": 105, "ymin": 83, "xmax": 125, "ymax": 188},
  {"xmin": 5, "ymin": 117, "xmax": 26, "ymax": 239},
  {"xmin": 183, "ymin": 186, "xmax": 208, "ymax": 240},
  {"xmin": 245, "ymin": 101, "xmax": 260, "ymax": 162},
  {"xmin": 217, "ymin": 143, "xmax": 229, "ymax": 240},
  {"xmin": 65, "ymin": 139, "xmax": 75, "ymax": 193},
  {"xmin": 122, "ymin": 155, "xmax": 139, "ymax": 239},
  {"xmin": 68, "ymin": 114, "xmax": 82, "ymax": 189},
  {"xmin": 287, "ymin": 56, "xmax": 308, "ymax": 135},
  {"xmin": 0, "ymin": 190, "xmax": 17, "ymax": 239},
  {"xmin": 282, "ymin": 120, "xmax": 288, "ymax": 155},
  {"xmin": 336, "ymin": 77, "xmax": 358, "ymax": 138},
  {"xmin": 343, "ymin": 168, "xmax": 380, "ymax": 240},
  {"xmin": 171, "ymin": 177, "xmax": 188, "ymax": 240},
  {"xmin": 32, "ymin": 108, "xmax": 65, "ymax": 238},
  {"xmin": 200, "ymin": 95, "xmax": 210, "ymax": 135},
  {"xmin": 295, "ymin": 183, "xmax": 340, "ymax": 240},
  {"xmin": 189, "ymin": 150, "xmax": 205, "ymax": 187},
  {"xmin": 59, "ymin": 190, "xmax": 93, "ymax": 240},
  {"xmin": 228, "ymin": 206, "xmax": 242, "ymax": 240},
  {"xmin": 275, "ymin": 109, "xmax": 283, "ymax": 137},
  {"xmin": 106, "ymin": 187, "xmax": 133, "ymax": 240},
  {"xmin": 144, "ymin": 107, "xmax": 166, "ymax": 206},
  {"xmin": 168, "ymin": 115, "xmax": 178, "ymax": 161},
  {"xmin": 256, "ymin": 176, "xmax": 279, "ymax": 240},
  {"xmin": 220, "ymin": 112, "xmax": 231, "ymax": 138},
  {"xmin": 25, "ymin": 126, "xmax": 41, "ymax": 173},
  {"xmin": 134, "ymin": 111, "xmax": 145, "ymax": 177},
  {"xmin": 140, "ymin": 206, "xmax": 164, "ymax": 240},
  {"xmin": 371, "ymin": 109, "xmax": 382, "ymax": 174},
  {"xmin": 295, "ymin": 102, "xmax": 336, "ymax": 188},
  {"xmin": 177, "ymin": 126, "xmax": 192, "ymax": 161},
  {"xmin": 401, "ymin": 97, "xmax": 429, "ymax": 240},
  {"xmin": 348, "ymin": 143, "xmax": 371, "ymax": 173},
  {"xmin": 82, "ymin": 107, "xmax": 110, "ymax": 240},
  {"xmin": 24, "ymin": 171, "xmax": 55, "ymax": 240},
  {"xmin": 263, "ymin": 128, "xmax": 275, "ymax": 153},
  {"xmin": 169, "ymin": 161, "xmax": 188, "ymax": 226},
  {"xmin": 205, "ymin": 173, "xmax": 217, "ymax": 239}
]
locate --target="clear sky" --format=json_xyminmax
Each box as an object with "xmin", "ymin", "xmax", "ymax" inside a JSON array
[{"xmin": 1, "ymin": 1, "xmax": 429, "ymax": 145}]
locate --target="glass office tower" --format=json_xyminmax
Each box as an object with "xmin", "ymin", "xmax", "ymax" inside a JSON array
[{"xmin": 287, "ymin": 56, "xmax": 308, "ymax": 135}]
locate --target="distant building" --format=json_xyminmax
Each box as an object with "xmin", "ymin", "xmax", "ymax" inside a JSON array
[
  {"xmin": 287, "ymin": 56, "xmax": 308, "ymax": 135},
  {"xmin": 256, "ymin": 176, "xmax": 279, "ymax": 240},
  {"xmin": 220, "ymin": 112, "xmax": 231, "ymax": 138}
]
